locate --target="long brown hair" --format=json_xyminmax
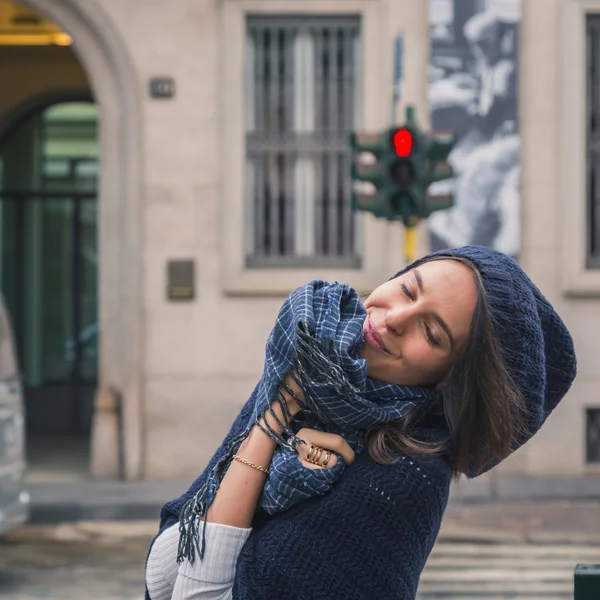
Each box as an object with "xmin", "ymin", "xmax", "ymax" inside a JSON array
[{"xmin": 368, "ymin": 257, "xmax": 528, "ymax": 480}]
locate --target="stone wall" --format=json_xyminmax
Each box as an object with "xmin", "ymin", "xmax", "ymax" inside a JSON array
[{"xmin": 9, "ymin": 0, "xmax": 594, "ymax": 480}]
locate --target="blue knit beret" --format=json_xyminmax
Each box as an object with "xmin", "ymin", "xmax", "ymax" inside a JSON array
[{"xmin": 395, "ymin": 245, "xmax": 577, "ymax": 452}]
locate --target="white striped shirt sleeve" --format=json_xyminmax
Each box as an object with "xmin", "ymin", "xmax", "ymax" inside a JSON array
[{"xmin": 171, "ymin": 522, "xmax": 252, "ymax": 600}]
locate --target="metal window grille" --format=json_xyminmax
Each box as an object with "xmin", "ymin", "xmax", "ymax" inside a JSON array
[
  {"xmin": 587, "ymin": 18, "xmax": 600, "ymax": 267},
  {"xmin": 586, "ymin": 408, "xmax": 600, "ymax": 463},
  {"xmin": 246, "ymin": 16, "xmax": 362, "ymax": 269}
]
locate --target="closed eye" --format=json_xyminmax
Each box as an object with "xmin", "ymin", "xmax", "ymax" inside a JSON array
[
  {"xmin": 423, "ymin": 323, "xmax": 441, "ymax": 348},
  {"xmin": 400, "ymin": 283, "xmax": 415, "ymax": 301}
]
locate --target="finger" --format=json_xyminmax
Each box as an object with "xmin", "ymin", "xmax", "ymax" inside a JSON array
[
  {"xmin": 296, "ymin": 443, "xmax": 338, "ymax": 469},
  {"xmin": 296, "ymin": 429, "xmax": 355, "ymax": 465}
]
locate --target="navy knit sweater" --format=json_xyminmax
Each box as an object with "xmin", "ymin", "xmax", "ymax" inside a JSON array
[
  {"xmin": 149, "ymin": 396, "xmax": 451, "ymax": 600},
  {"xmin": 232, "ymin": 450, "xmax": 450, "ymax": 599}
]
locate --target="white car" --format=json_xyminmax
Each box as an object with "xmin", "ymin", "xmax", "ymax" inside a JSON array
[{"xmin": 0, "ymin": 295, "xmax": 29, "ymax": 535}]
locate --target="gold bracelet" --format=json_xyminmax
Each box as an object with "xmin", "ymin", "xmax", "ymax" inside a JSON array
[{"xmin": 232, "ymin": 454, "xmax": 269, "ymax": 475}]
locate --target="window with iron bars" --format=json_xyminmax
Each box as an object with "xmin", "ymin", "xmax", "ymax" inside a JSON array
[
  {"xmin": 587, "ymin": 17, "xmax": 600, "ymax": 267},
  {"xmin": 245, "ymin": 16, "xmax": 362, "ymax": 269},
  {"xmin": 586, "ymin": 408, "xmax": 600, "ymax": 464}
]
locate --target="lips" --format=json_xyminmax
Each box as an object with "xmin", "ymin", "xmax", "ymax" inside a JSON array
[{"xmin": 364, "ymin": 315, "xmax": 390, "ymax": 354}]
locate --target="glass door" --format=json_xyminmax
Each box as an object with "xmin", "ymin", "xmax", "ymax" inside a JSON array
[{"xmin": 0, "ymin": 101, "xmax": 98, "ymax": 436}]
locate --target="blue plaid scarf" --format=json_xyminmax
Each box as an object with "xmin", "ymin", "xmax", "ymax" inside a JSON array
[{"xmin": 177, "ymin": 281, "xmax": 434, "ymax": 564}]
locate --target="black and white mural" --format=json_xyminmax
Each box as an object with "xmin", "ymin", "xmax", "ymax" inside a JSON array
[{"xmin": 428, "ymin": 0, "xmax": 521, "ymax": 257}]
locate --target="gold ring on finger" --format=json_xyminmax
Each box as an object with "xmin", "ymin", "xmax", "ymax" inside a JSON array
[
  {"xmin": 321, "ymin": 450, "xmax": 332, "ymax": 467},
  {"xmin": 312, "ymin": 446, "xmax": 324, "ymax": 465},
  {"xmin": 311, "ymin": 446, "xmax": 324, "ymax": 465},
  {"xmin": 306, "ymin": 445, "xmax": 316, "ymax": 462}
]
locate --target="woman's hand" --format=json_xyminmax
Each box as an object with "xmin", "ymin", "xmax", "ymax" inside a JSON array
[{"xmin": 294, "ymin": 428, "xmax": 355, "ymax": 470}]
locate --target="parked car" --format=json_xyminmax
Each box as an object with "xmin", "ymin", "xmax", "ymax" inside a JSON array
[{"xmin": 0, "ymin": 294, "xmax": 29, "ymax": 535}]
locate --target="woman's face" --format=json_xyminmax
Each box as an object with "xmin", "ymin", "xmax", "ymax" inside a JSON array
[{"xmin": 361, "ymin": 259, "xmax": 478, "ymax": 387}]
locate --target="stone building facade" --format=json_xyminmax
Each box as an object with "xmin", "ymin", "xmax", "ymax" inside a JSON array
[{"xmin": 0, "ymin": 0, "xmax": 598, "ymax": 486}]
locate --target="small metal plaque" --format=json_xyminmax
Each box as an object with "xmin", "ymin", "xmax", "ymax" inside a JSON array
[
  {"xmin": 150, "ymin": 77, "xmax": 175, "ymax": 99},
  {"xmin": 167, "ymin": 260, "xmax": 195, "ymax": 301}
]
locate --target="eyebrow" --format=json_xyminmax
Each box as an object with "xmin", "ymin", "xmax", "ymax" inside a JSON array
[{"xmin": 413, "ymin": 269, "xmax": 456, "ymax": 351}]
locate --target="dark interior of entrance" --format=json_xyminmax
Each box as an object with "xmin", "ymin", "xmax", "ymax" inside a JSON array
[{"xmin": 0, "ymin": 100, "xmax": 98, "ymax": 479}]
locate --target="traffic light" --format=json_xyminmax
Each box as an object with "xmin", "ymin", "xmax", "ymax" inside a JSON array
[
  {"xmin": 424, "ymin": 130, "xmax": 456, "ymax": 216},
  {"xmin": 350, "ymin": 106, "xmax": 456, "ymax": 226},
  {"xmin": 349, "ymin": 131, "xmax": 398, "ymax": 221},
  {"xmin": 388, "ymin": 125, "xmax": 424, "ymax": 227}
]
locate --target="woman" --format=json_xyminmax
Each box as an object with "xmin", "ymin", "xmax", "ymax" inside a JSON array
[{"xmin": 145, "ymin": 246, "xmax": 576, "ymax": 600}]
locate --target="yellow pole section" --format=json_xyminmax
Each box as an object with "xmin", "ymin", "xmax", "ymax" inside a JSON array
[{"xmin": 404, "ymin": 225, "xmax": 417, "ymax": 265}]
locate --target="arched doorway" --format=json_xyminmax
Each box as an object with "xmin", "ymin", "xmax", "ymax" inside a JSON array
[
  {"xmin": 0, "ymin": 98, "xmax": 99, "ymax": 476},
  {"xmin": 0, "ymin": 0, "xmax": 143, "ymax": 480}
]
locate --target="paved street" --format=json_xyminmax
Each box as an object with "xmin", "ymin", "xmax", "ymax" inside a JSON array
[
  {"xmin": 0, "ymin": 535, "xmax": 150, "ymax": 599},
  {"xmin": 418, "ymin": 541, "xmax": 600, "ymax": 599},
  {"xmin": 1, "ymin": 501, "xmax": 600, "ymax": 599},
  {"xmin": 2, "ymin": 530, "xmax": 599, "ymax": 599}
]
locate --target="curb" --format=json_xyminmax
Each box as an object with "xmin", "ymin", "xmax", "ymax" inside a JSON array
[
  {"xmin": 9, "ymin": 520, "xmax": 600, "ymax": 546},
  {"xmin": 438, "ymin": 523, "xmax": 600, "ymax": 545},
  {"xmin": 6, "ymin": 520, "xmax": 159, "ymax": 544}
]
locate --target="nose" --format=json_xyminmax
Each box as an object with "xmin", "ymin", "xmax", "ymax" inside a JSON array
[{"xmin": 384, "ymin": 305, "xmax": 413, "ymax": 336}]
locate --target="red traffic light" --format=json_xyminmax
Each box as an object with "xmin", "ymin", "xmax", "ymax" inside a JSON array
[{"xmin": 393, "ymin": 128, "xmax": 413, "ymax": 157}]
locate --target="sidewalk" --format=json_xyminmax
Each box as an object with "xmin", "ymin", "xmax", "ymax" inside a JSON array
[
  {"xmin": 17, "ymin": 474, "xmax": 600, "ymax": 545},
  {"xmin": 11, "ymin": 499, "xmax": 600, "ymax": 546},
  {"xmin": 448, "ymin": 473, "xmax": 600, "ymax": 503},
  {"xmin": 25, "ymin": 477, "xmax": 191, "ymax": 524},
  {"xmin": 441, "ymin": 500, "xmax": 600, "ymax": 544}
]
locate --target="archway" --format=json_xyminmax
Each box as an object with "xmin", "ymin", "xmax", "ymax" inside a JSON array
[
  {"xmin": 0, "ymin": 97, "xmax": 99, "ymax": 478},
  {"xmin": 4, "ymin": 0, "xmax": 144, "ymax": 480}
]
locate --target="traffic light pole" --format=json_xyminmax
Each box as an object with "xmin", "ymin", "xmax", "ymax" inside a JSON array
[
  {"xmin": 392, "ymin": 32, "xmax": 403, "ymax": 125},
  {"xmin": 350, "ymin": 37, "xmax": 456, "ymax": 260},
  {"xmin": 393, "ymin": 33, "xmax": 417, "ymax": 266},
  {"xmin": 404, "ymin": 225, "xmax": 417, "ymax": 265}
]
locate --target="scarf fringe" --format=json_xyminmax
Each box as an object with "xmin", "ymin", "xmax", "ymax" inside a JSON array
[
  {"xmin": 177, "ymin": 429, "xmax": 249, "ymax": 564},
  {"xmin": 296, "ymin": 325, "xmax": 358, "ymax": 408},
  {"xmin": 176, "ymin": 324, "xmax": 356, "ymax": 565}
]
